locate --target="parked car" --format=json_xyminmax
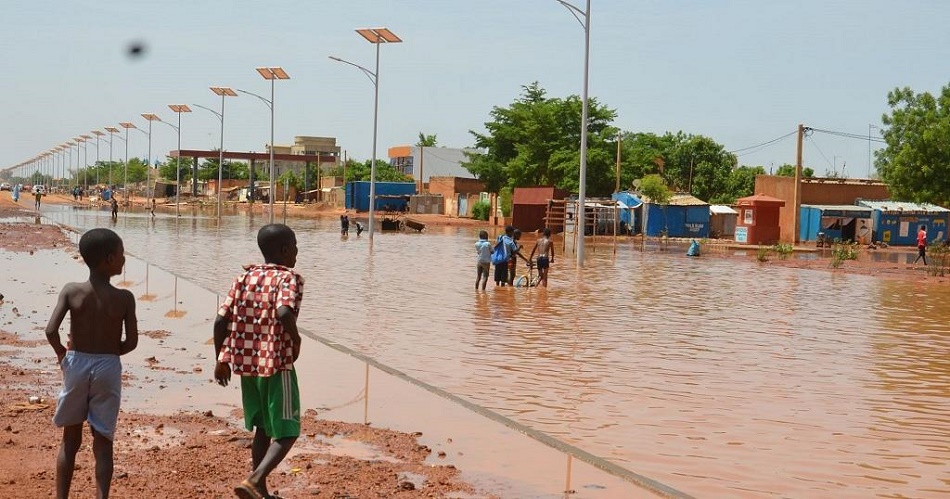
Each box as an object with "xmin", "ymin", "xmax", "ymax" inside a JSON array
[
  {"xmin": 32, "ymin": 184, "xmax": 47, "ymax": 195},
  {"xmin": 0, "ymin": 183, "xmax": 10, "ymax": 191}
]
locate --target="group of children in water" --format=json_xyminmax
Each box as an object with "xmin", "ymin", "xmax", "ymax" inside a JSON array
[{"xmin": 475, "ymin": 225, "xmax": 554, "ymax": 290}]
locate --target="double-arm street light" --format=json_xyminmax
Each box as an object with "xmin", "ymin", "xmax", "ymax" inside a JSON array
[
  {"xmin": 330, "ymin": 28, "xmax": 402, "ymax": 242},
  {"xmin": 238, "ymin": 67, "xmax": 289, "ymax": 224},
  {"xmin": 91, "ymin": 130, "xmax": 104, "ymax": 186},
  {"xmin": 555, "ymin": 0, "xmax": 591, "ymax": 267},
  {"xmin": 168, "ymin": 105, "xmax": 192, "ymax": 217},
  {"xmin": 141, "ymin": 113, "xmax": 162, "ymax": 201},
  {"xmin": 104, "ymin": 126, "xmax": 121, "ymax": 188},
  {"xmin": 119, "ymin": 122, "xmax": 137, "ymax": 195},
  {"xmin": 80, "ymin": 134, "xmax": 94, "ymax": 190},
  {"xmin": 204, "ymin": 86, "xmax": 238, "ymax": 220}
]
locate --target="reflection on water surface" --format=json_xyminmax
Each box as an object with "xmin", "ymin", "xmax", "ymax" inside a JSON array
[{"xmin": 46, "ymin": 206, "xmax": 950, "ymax": 497}]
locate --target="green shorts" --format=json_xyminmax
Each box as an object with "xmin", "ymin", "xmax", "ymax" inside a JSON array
[{"xmin": 240, "ymin": 368, "xmax": 301, "ymax": 439}]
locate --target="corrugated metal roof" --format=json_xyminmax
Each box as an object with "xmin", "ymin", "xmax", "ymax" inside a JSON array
[
  {"xmin": 801, "ymin": 204, "xmax": 873, "ymax": 214},
  {"xmin": 857, "ymin": 200, "xmax": 950, "ymax": 213},
  {"xmin": 710, "ymin": 205, "xmax": 738, "ymax": 215}
]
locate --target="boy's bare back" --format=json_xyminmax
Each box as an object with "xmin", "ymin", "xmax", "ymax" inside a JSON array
[{"xmin": 53, "ymin": 281, "xmax": 136, "ymax": 355}]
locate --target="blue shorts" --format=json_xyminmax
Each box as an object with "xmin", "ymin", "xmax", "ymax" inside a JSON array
[
  {"xmin": 536, "ymin": 256, "xmax": 550, "ymax": 269},
  {"xmin": 53, "ymin": 351, "xmax": 122, "ymax": 440}
]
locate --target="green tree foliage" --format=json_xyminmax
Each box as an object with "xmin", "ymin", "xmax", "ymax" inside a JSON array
[
  {"xmin": 620, "ymin": 132, "xmax": 737, "ymax": 202},
  {"xmin": 471, "ymin": 200, "xmax": 491, "ymax": 221},
  {"xmin": 774, "ymin": 164, "xmax": 815, "ymax": 178},
  {"xmin": 416, "ymin": 132, "xmax": 438, "ymax": 147},
  {"xmin": 464, "ymin": 82, "xmax": 618, "ymax": 195},
  {"xmin": 198, "ymin": 157, "xmax": 251, "ymax": 181},
  {"xmin": 158, "ymin": 156, "xmax": 195, "ymax": 183},
  {"xmin": 638, "ymin": 174, "xmax": 672, "ymax": 204},
  {"xmin": 339, "ymin": 159, "xmax": 413, "ymax": 183},
  {"xmin": 877, "ymin": 84, "xmax": 950, "ymax": 205},
  {"xmin": 710, "ymin": 166, "xmax": 766, "ymax": 204}
]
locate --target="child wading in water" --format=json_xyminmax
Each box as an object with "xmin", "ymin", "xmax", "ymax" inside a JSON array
[
  {"xmin": 529, "ymin": 227, "xmax": 555, "ymax": 287},
  {"xmin": 475, "ymin": 230, "xmax": 492, "ymax": 290},
  {"xmin": 214, "ymin": 223, "xmax": 304, "ymax": 499},
  {"xmin": 45, "ymin": 228, "xmax": 139, "ymax": 499}
]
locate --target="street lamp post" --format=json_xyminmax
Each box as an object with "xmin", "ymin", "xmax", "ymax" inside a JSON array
[
  {"xmin": 91, "ymin": 130, "xmax": 104, "ymax": 186},
  {"xmin": 555, "ymin": 0, "xmax": 591, "ymax": 267},
  {"xmin": 207, "ymin": 87, "xmax": 238, "ymax": 220},
  {"xmin": 141, "ymin": 113, "xmax": 161, "ymax": 202},
  {"xmin": 241, "ymin": 67, "xmax": 289, "ymax": 225},
  {"xmin": 105, "ymin": 126, "xmax": 120, "ymax": 187},
  {"xmin": 330, "ymin": 28, "xmax": 402, "ymax": 242},
  {"xmin": 168, "ymin": 105, "xmax": 192, "ymax": 217},
  {"xmin": 80, "ymin": 134, "xmax": 94, "ymax": 191},
  {"xmin": 119, "ymin": 122, "xmax": 136, "ymax": 196},
  {"xmin": 73, "ymin": 137, "xmax": 84, "ymax": 191}
]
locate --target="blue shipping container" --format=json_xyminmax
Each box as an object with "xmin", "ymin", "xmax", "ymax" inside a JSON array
[{"xmin": 345, "ymin": 181, "xmax": 416, "ymax": 212}]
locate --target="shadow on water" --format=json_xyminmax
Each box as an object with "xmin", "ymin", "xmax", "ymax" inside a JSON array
[{"xmin": 41, "ymin": 205, "xmax": 950, "ymax": 497}]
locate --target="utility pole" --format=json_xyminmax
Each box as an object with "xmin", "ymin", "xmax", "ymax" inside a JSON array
[
  {"xmin": 614, "ymin": 131, "xmax": 622, "ymax": 192},
  {"xmin": 794, "ymin": 123, "xmax": 805, "ymax": 245}
]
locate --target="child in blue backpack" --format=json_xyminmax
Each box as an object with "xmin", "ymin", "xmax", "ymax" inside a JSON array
[
  {"xmin": 475, "ymin": 230, "xmax": 492, "ymax": 290},
  {"xmin": 493, "ymin": 226, "xmax": 515, "ymax": 286}
]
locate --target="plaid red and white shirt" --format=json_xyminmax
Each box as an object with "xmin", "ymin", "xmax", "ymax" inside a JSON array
[{"xmin": 217, "ymin": 263, "xmax": 304, "ymax": 376}]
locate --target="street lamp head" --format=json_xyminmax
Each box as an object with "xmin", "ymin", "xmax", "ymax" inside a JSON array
[
  {"xmin": 142, "ymin": 113, "xmax": 161, "ymax": 122},
  {"xmin": 256, "ymin": 66, "xmax": 290, "ymax": 80},
  {"xmin": 328, "ymin": 56, "xmax": 342, "ymax": 62},
  {"xmin": 119, "ymin": 122, "xmax": 136, "ymax": 129},
  {"xmin": 356, "ymin": 27, "xmax": 402, "ymax": 44},
  {"xmin": 81, "ymin": 134, "xmax": 92, "ymax": 140},
  {"xmin": 92, "ymin": 130, "xmax": 105, "ymax": 137},
  {"xmin": 105, "ymin": 126, "xmax": 120, "ymax": 133},
  {"xmin": 168, "ymin": 104, "xmax": 192, "ymax": 113},
  {"xmin": 210, "ymin": 86, "xmax": 237, "ymax": 97}
]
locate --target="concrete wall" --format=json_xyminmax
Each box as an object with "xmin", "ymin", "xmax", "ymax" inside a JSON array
[
  {"xmin": 755, "ymin": 175, "xmax": 891, "ymax": 243},
  {"xmin": 389, "ymin": 147, "xmax": 479, "ymax": 183}
]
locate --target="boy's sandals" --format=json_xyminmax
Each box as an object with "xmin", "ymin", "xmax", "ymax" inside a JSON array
[{"xmin": 234, "ymin": 479, "xmax": 265, "ymax": 499}]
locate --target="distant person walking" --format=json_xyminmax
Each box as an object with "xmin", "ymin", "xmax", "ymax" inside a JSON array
[
  {"xmin": 507, "ymin": 228, "xmax": 528, "ymax": 286},
  {"xmin": 340, "ymin": 214, "xmax": 350, "ymax": 236},
  {"xmin": 914, "ymin": 224, "xmax": 928, "ymax": 266},
  {"xmin": 34, "ymin": 188, "xmax": 43, "ymax": 210},
  {"xmin": 475, "ymin": 230, "xmax": 492, "ymax": 290},
  {"xmin": 529, "ymin": 228, "xmax": 555, "ymax": 287},
  {"xmin": 110, "ymin": 196, "xmax": 119, "ymax": 220},
  {"xmin": 12, "ymin": 183, "xmax": 20, "ymax": 203}
]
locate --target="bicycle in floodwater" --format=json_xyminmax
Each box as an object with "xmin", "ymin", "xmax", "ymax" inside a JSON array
[{"xmin": 514, "ymin": 260, "xmax": 541, "ymax": 288}]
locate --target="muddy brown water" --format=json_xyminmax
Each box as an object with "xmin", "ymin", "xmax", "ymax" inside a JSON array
[{"xmin": 41, "ymin": 206, "xmax": 950, "ymax": 497}]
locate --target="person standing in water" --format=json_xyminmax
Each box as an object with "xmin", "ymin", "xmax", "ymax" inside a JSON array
[{"xmin": 529, "ymin": 228, "xmax": 555, "ymax": 287}]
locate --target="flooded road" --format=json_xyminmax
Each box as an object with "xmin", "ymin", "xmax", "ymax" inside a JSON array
[{"xmin": 46, "ymin": 206, "xmax": 950, "ymax": 497}]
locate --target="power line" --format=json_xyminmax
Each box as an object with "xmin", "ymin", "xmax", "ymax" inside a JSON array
[
  {"xmin": 728, "ymin": 130, "xmax": 799, "ymax": 155},
  {"xmin": 809, "ymin": 127, "xmax": 886, "ymax": 144},
  {"xmin": 804, "ymin": 133, "xmax": 835, "ymax": 171}
]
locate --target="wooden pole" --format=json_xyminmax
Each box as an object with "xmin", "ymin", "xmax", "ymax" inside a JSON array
[
  {"xmin": 794, "ymin": 124, "xmax": 804, "ymax": 244},
  {"xmin": 615, "ymin": 131, "xmax": 622, "ymax": 193}
]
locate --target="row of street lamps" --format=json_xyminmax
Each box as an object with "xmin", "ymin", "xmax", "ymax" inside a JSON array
[{"xmin": 9, "ymin": 4, "xmax": 592, "ymax": 255}]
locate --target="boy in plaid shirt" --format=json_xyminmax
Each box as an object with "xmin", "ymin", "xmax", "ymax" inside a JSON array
[{"xmin": 214, "ymin": 224, "xmax": 303, "ymax": 499}]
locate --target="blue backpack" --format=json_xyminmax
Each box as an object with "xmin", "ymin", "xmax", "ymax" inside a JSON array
[{"xmin": 491, "ymin": 238, "xmax": 509, "ymax": 265}]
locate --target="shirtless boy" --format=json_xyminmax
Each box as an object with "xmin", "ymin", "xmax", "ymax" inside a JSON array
[
  {"xmin": 214, "ymin": 223, "xmax": 304, "ymax": 499},
  {"xmin": 529, "ymin": 227, "xmax": 555, "ymax": 287},
  {"xmin": 45, "ymin": 228, "xmax": 139, "ymax": 499}
]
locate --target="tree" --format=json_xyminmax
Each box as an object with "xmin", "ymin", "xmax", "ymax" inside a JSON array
[
  {"xmin": 464, "ymin": 82, "xmax": 618, "ymax": 195},
  {"xmin": 619, "ymin": 132, "xmax": 737, "ymax": 201},
  {"xmin": 339, "ymin": 159, "xmax": 412, "ymax": 183},
  {"xmin": 877, "ymin": 83, "xmax": 950, "ymax": 205},
  {"xmin": 416, "ymin": 132, "xmax": 438, "ymax": 147},
  {"xmin": 638, "ymin": 174, "xmax": 672, "ymax": 205},
  {"xmin": 774, "ymin": 164, "xmax": 815, "ymax": 178},
  {"xmin": 710, "ymin": 166, "xmax": 766, "ymax": 204},
  {"xmin": 158, "ymin": 156, "xmax": 194, "ymax": 183}
]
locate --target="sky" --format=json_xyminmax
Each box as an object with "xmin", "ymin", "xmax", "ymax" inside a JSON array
[{"xmin": 3, "ymin": 0, "xmax": 949, "ymax": 179}]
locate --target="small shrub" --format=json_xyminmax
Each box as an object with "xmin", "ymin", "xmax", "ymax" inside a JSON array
[
  {"xmin": 830, "ymin": 242, "xmax": 858, "ymax": 268},
  {"xmin": 772, "ymin": 243, "xmax": 794, "ymax": 260},
  {"xmin": 470, "ymin": 200, "xmax": 491, "ymax": 221},
  {"xmin": 927, "ymin": 241, "xmax": 950, "ymax": 276},
  {"xmin": 756, "ymin": 247, "xmax": 770, "ymax": 262}
]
